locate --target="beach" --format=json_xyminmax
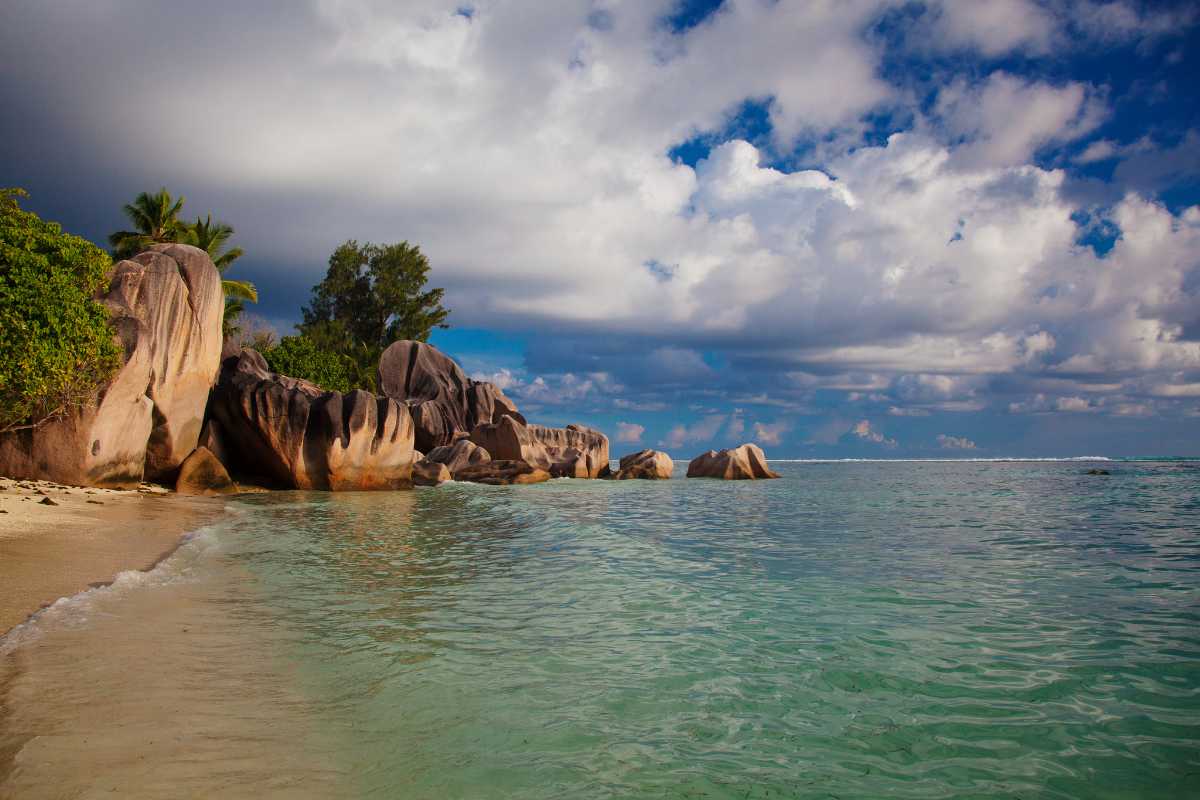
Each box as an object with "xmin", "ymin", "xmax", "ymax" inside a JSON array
[{"xmin": 0, "ymin": 477, "xmax": 225, "ymax": 636}]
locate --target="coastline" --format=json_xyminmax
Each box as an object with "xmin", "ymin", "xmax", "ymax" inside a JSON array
[{"xmin": 0, "ymin": 477, "xmax": 227, "ymax": 637}]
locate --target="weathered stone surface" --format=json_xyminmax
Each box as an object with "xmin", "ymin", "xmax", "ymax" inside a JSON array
[
  {"xmin": 0, "ymin": 244, "xmax": 224, "ymax": 488},
  {"xmin": 412, "ymin": 458, "xmax": 451, "ymax": 486},
  {"xmin": 686, "ymin": 444, "xmax": 780, "ymax": 480},
  {"xmin": 209, "ymin": 350, "xmax": 416, "ymax": 490},
  {"xmin": 425, "ymin": 438, "xmax": 491, "ymax": 476},
  {"xmin": 453, "ymin": 459, "xmax": 551, "ymax": 485},
  {"xmin": 528, "ymin": 424, "xmax": 610, "ymax": 478},
  {"xmin": 467, "ymin": 418, "xmax": 610, "ymax": 479},
  {"xmin": 377, "ymin": 340, "xmax": 524, "ymax": 453},
  {"xmin": 614, "ymin": 449, "xmax": 674, "ymax": 480},
  {"xmin": 176, "ymin": 446, "xmax": 238, "ymax": 496}
]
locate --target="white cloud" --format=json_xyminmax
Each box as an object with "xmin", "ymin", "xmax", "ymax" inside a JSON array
[
  {"xmin": 615, "ymin": 422, "xmax": 645, "ymax": 444},
  {"xmin": 751, "ymin": 421, "xmax": 789, "ymax": 447},
  {"xmin": 844, "ymin": 420, "xmax": 898, "ymax": 448},
  {"xmin": 935, "ymin": 73, "xmax": 1106, "ymax": 168},
  {"xmin": 925, "ymin": 0, "xmax": 1058, "ymax": 56},
  {"xmin": 1, "ymin": 1, "xmax": 1197, "ymax": 428},
  {"xmin": 1077, "ymin": 139, "xmax": 1118, "ymax": 163},
  {"xmin": 936, "ymin": 434, "xmax": 977, "ymax": 450},
  {"xmin": 659, "ymin": 415, "xmax": 725, "ymax": 450}
]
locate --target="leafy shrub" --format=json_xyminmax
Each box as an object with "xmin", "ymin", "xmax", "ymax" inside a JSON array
[
  {"xmin": 261, "ymin": 335, "xmax": 355, "ymax": 394},
  {"xmin": 0, "ymin": 189, "xmax": 122, "ymax": 433}
]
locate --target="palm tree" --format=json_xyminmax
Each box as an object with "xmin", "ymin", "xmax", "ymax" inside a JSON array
[
  {"xmin": 108, "ymin": 188, "xmax": 185, "ymax": 259},
  {"xmin": 181, "ymin": 214, "xmax": 258, "ymax": 336}
]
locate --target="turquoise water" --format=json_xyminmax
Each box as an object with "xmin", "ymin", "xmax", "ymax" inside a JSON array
[{"xmin": 4, "ymin": 461, "xmax": 1200, "ymax": 798}]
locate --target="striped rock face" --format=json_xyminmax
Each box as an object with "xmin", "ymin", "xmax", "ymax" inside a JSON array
[{"xmin": 209, "ymin": 350, "xmax": 416, "ymax": 491}]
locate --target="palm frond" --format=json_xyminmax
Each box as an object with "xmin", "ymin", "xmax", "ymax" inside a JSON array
[{"xmin": 222, "ymin": 278, "xmax": 258, "ymax": 303}]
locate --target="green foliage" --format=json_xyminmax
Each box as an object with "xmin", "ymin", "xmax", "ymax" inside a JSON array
[
  {"xmin": 260, "ymin": 335, "xmax": 355, "ymax": 395},
  {"xmin": 298, "ymin": 240, "xmax": 449, "ymax": 388},
  {"xmin": 109, "ymin": 191, "xmax": 258, "ymax": 336},
  {"xmin": 0, "ymin": 189, "xmax": 122, "ymax": 433},
  {"xmin": 108, "ymin": 188, "xmax": 186, "ymax": 259}
]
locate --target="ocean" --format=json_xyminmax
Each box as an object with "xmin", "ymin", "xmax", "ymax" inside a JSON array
[{"xmin": 2, "ymin": 460, "xmax": 1199, "ymax": 798}]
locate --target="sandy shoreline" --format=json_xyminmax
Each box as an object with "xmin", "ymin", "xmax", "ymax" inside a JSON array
[{"xmin": 0, "ymin": 477, "xmax": 227, "ymax": 637}]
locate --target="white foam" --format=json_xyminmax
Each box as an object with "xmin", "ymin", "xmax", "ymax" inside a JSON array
[{"xmin": 0, "ymin": 523, "xmax": 225, "ymax": 656}]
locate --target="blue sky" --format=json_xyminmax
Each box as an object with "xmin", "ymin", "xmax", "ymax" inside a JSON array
[{"xmin": 3, "ymin": 0, "xmax": 1199, "ymax": 457}]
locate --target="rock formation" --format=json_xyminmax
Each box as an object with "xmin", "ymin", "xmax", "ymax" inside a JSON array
[
  {"xmin": 686, "ymin": 444, "xmax": 780, "ymax": 480},
  {"xmin": 175, "ymin": 447, "xmax": 238, "ymax": 495},
  {"xmin": 425, "ymin": 438, "xmax": 491, "ymax": 476},
  {"xmin": 377, "ymin": 340, "xmax": 524, "ymax": 453},
  {"xmin": 528, "ymin": 424, "xmax": 610, "ymax": 478},
  {"xmin": 613, "ymin": 449, "xmax": 674, "ymax": 480},
  {"xmin": 453, "ymin": 460, "xmax": 551, "ymax": 485},
  {"xmin": 0, "ymin": 244, "xmax": 224, "ymax": 488},
  {"xmin": 467, "ymin": 417, "xmax": 610, "ymax": 479},
  {"xmin": 208, "ymin": 350, "xmax": 415, "ymax": 490},
  {"xmin": 412, "ymin": 458, "xmax": 451, "ymax": 486}
]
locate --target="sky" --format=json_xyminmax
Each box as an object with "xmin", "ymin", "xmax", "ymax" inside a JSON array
[{"xmin": 3, "ymin": 0, "xmax": 1199, "ymax": 458}]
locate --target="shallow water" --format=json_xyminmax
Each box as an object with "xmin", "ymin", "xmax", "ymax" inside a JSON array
[{"xmin": 3, "ymin": 461, "xmax": 1199, "ymax": 798}]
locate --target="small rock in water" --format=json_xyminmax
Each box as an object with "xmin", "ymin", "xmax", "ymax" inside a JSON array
[
  {"xmin": 39, "ymin": 496, "xmax": 59, "ymax": 506},
  {"xmin": 1086, "ymin": 468, "xmax": 1111, "ymax": 476}
]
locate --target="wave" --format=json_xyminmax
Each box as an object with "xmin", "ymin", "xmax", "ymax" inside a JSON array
[{"xmin": 0, "ymin": 521, "xmax": 225, "ymax": 657}]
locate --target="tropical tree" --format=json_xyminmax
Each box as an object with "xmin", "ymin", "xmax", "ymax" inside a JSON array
[
  {"xmin": 107, "ymin": 188, "xmax": 185, "ymax": 259},
  {"xmin": 1, "ymin": 189, "xmax": 122, "ymax": 433},
  {"xmin": 180, "ymin": 214, "xmax": 258, "ymax": 336},
  {"xmin": 298, "ymin": 240, "xmax": 449, "ymax": 390},
  {"xmin": 109, "ymin": 190, "xmax": 258, "ymax": 337}
]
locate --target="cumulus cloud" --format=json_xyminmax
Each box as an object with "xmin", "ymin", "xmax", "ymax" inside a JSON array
[
  {"xmin": 615, "ymin": 422, "xmax": 645, "ymax": 444},
  {"xmin": 934, "ymin": 73, "xmax": 1106, "ymax": 168},
  {"xmin": 1, "ymin": 0, "xmax": 1198, "ymax": 441},
  {"xmin": 751, "ymin": 421, "xmax": 789, "ymax": 447},
  {"xmin": 842, "ymin": 420, "xmax": 898, "ymax": 448},
  {"xmin": 659, "ymin": 415, "xmax": 725, "ymax": 450},
  {"xmin": 936, "ymin": 434, "xmax": 977, "ymax": 450}
]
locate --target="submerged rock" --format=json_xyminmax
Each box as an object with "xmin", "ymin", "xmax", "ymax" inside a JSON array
[
  {"xmin": 377, "ymin": 340, "xmax": 524, "ymax": 453},
  {"xmin": 453, "ymin": 459, "xmax": 551, "ymax": 485},
  {"xmin": 412, "ymin": 458, "xmax": 451, "ymax": 486},
  {"xmin": 425, "ymin": 438, "xmax": 491, "ymax": 476},
  {"xmin": 686, "ymin": 444, "xmax": 780, "ymax": 480},
  {"xmin": 175, "ymin": 446, "xmax": 238, "ymax": 496},
  {"xmin": 209, "ymin": 350, "xmax": 415, "ymax": 490},
  {"xmin": 0, "ymin": 244, "xmax": 224, "ymax": 488},
  {"xmin": 614, "ymin": 449, "xmax": 674, "ymax": 480}
]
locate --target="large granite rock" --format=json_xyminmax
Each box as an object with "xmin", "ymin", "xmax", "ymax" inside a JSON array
[
  {"xmin": 412, "ymin": 458, "xmax": 451, "ymax": 486},
  {"xmin": 686, "ymin": 444, "xmax": 780, "ymax": 480},
  {"xmin": 467, "ymin": 417, "xmax": 609, "ymax": 479},
  {"xmin": 209, "ymin": 350, "xmax": 416, "ymax": 490},
  {"xmin": 0, "ymin": 244, "xmax": 224, "ymax": 488},
  {"xmin": 453, "ymin": 459, "xmax": 551, "ymax": 485},
  {"xmin": 377, "ymin": 340, "xmax": 524, "ymax": 453},
  {"xmin": 425, "ymin": 438, "xmax": 491, "ymax": 476},
  {"xmin": 614, "ymin": 449, "xmax": 674, "ymax": 480},
  {"xmin": 529, "ymin": 424, "xmax": 610, "ymax": 478},
  {"xmin": 175, "ymin": 446, "xmax": 238, "ymax": 496}
]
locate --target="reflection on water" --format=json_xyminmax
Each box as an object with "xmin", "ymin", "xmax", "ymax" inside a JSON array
[{"xmin": 2, "ymin": 462, "xmax": 1200, "ymax": 799}]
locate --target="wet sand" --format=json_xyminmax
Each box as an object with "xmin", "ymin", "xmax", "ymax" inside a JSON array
[{"xmin": 0, "ymin": 477, "xmax": 225, "ymax": 636}]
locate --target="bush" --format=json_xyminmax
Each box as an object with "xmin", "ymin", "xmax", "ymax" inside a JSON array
[
  {"xmin": 0, "ymin": 189, "xmax": 122, "ymax": 434},
  {"xmin": 261, "ymin": 335, "xmax": 355, "ymax": 394}
]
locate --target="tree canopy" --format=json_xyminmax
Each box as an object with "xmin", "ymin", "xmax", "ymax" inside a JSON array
[
  {"xmin": 297, "ymin": 240, "xmax": 449, "ymax": 390},
  {"xmin": 0, "ymin": 189, "xmax": 122, "ymax": 433},
  {"xmin": 109, "ymin": 189, "xmax": 257, "ymax": 336}
]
